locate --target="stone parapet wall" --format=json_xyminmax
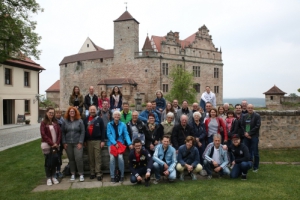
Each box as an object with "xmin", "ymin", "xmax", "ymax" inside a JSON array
[{"xmin": 257, "ymin": 110, "xmax": 300, "ymax": 149}]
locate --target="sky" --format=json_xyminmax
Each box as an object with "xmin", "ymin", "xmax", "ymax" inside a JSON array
[{"xmin": 32, "ymin": 0, "xmax": 300, "ymax": 98}]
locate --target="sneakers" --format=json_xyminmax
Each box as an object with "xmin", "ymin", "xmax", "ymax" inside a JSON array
[
  {"xmin": 119, "ymin": 177, "xmax": 124, "ymax": 183},
  {"xmin": 190, "ymin": 173, "xmax": 197, "ymax": 180},
  {"xmin": 47, "ymin": 179, "xmax": 52, "ymax": 186},
  {"xmin": 111, "ymin": 178, "xmax": 115, "ymax": 183},
  {"xmin": 207, "ymin": 175, "xmax": 212, "ymax": 180},
  {"xmin": 97, "ymin": 176, "xmax": 102, "ymax": 181},
  {"xmin": 153, "ymin": 179, "xmax": 161, "ymax": 184},
  {"xmin": 52, "ymin": 177, "xmax": 59, "ymax": 184},
  {"xmin": 253, "ymin": 169, "xmax": 258, "ymax": 173},
  {"xmin": 241, "ymin": 174, "xmax": 247, "ymax": 180},
  {"xmin": 200, "ymin": 170, "xmax": 207, "ymax": 176},
  {"xmin": 79, "ymin": 175, "xmax": 84, "ymax": 182},
  {"xmin": 179, "ymin": 173, "xmax": 184, "ymax": 181},
  {"xmin": 70, "ymin": 175, "xmax": 75, "ymax": 181}
]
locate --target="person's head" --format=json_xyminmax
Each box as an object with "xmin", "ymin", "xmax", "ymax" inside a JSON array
[
  {"xmin": 241, "ymin": 100, "xmax": 248, "ymax": 110},
  {"xmin": 232, "ymin": 134, "xmax": 241, "ymax": 147},
  {"xmin": 226, "ymin": 110, "xmax": 234, "ymax": 118},
  {"xmin": 180, "ymin": 115, "xmax": 188, "ymax": 127},
  {"xmin": 213, "ymin": 134, "xmax": 222, "ymax": 148},
  {"xmin": 205, "ymin": 86, "xmax": 211, "ymax": 93},
  {"xmin": 55, "ymin": 108, "xmax": 62, "ymax": 119},
  {"xmin": 122, "ymin": 102, "xmax": 129, "ymax": 112},
  {"xmin": 146, "ymin": 102, "xmax": 152, "ymax": 111},
  {"xmin": 182, "ymin": 100, "xmax": 188, "ymax": 109},
  {"xmin": 151, "ymin": 101, "xmax": 156, "ymax": 110},
  {"xmin": 192, "ymin": 102, "xmax": 199, "ymax": 111},
  {"xmin": 172, "ymin": 99, "xmax": 179, "ymax": 108},
  {"xmin": 162, "ymin": 135, "xmax": 170, "ymax": 148},
  {"xmin": 218, "ymin": 106, "xmax": 224, "ymax": 115},
  {"xmin": 43, "ymin": 107, "xmax": 56, "ymax": 124},
  {"xmin": 148, "ymin": 113, "xmax": 155, "ymax": 124},
  {"xmin": 156, "ymin": 90, "xmax": 163, "ymax": 98},
  {"xmin": 89, "ymin": 86, "xmax": 94, "ymax": 95},
  {"xmin": 205, "ymin": 102, "xmax": 212, "ymax": 112},
  {"xmin": 185, "ymin": 136, "xmax": 195, "ymax": 149},
  {"xmin": 166, "ymin": 112, "xmax": 174, "ymax": 123},
  {"xmin": 133, "ymin": 139, "xmax": 142, "ymax": 153},
  {"xmin": 89, "ymin": 105, "xmax": 97, "ymax": 117},
  {"xmin": 235, "ymin": 104, "xmax": 242, "ymax": 114},
  {"xmin": 223, "ymin": 103, "xmax": 229, "ymax": 111},
  {"xmin": 72, "ymin": 86, "xmax": 80, "ymax": 96},
  {"xmin": 198, "ymin": 107, "xmax": 204, "ymax": 113},
  {"xmin": 193, "ymin": 111, "xmax": 202, "ymax": 121},
  {"xmin": 113, "ymin": 110, "xmax": 121, "ymax": 121},
  {"xmin": 247, "ymin": 104, "xmax": 254, "ymax": 114},
  {"xmin": 64, "ymin": 106, "xmax": 81, "ymax": 120},
  {"xmin": 100, "ymin": 91, "xmax": 107, "ymax": 98},
  {"xmin": 102, "ymin": 101, "xmax": 109, "ymax": 110},
  {"xmin": 132, "ymin": 111, "xmax": 139, "ymax": 122},
  {"xmin": 209, "ymin": 108, "xmax": 218, "ymax": 118},
  {"xmin": 110, "ymin": 86, "xmax": 122, "ymax": 96},
  {"xmin": 166, "ymin": 103, "xmax": 174, "ymax": 112}
]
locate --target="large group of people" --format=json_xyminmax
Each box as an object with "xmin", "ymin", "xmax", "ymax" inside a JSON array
[{"xmin": 40, "ymin": 85, "xmax": 261, "ymax": 186}]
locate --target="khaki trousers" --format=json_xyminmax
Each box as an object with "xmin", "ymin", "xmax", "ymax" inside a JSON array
[
  {"xmin": 87, "ymin": 140, "xmax": 102, "ymax": 176},
  {"xmin": 176, "ymin": 163, "xmax": 203, "ymax": 173}
]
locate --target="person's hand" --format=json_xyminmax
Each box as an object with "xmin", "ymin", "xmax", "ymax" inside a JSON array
[
  {"xmin": 137, "ymin": 176, "xmax": 142, "ymax": 182},
  {"xmin": 214, "ymin": 167, "xmax": 221, "ymax": 173},
  {"xmin": 198, "ymin": 141, "xmax": 202, "ymax": 147},
  {"xmin": 129, "ymin": 145, "xmax": 133, "ymax": 150},
  {"xmin": 77, "ymin": 143, "xmax": 82, "ymax": 150},
  {"xmin": 223, "ymin": 145, "xmax": 228, "ymax": 150},
  {"xmin": 115, "ymin": 143, "xmax": 119, "ymax": 148},
  {"xmin": 52, "ymin": 143, "xmax": 57, "ymax": 148},
  {"xmin": 212, "ymin": 161, "xmax": 219, "ymax": 167},
  {"xmin": 232, "ymin": 161, "xmax": 235, "ymax": 166},
  {"xmin": 163, "ymin": 170, "xmax": 170, "ymax": 176},
  {"xmin": 100, "ymin": 142, "xmax": 105, "ymax": 148},
  {"xmin": 164, "ymin": 163, "xmax": 169, "ymax": 170},
  {"xmin": 145, "ymin": 172, "xmax": 151, "ymax": 179},
  {"xmin": 244, "ymin": 132, "xmax": 249, "ymax": 137},
  {"xmin": 63, "ymin": 144, "xmax": 68, "ymax": 149}
]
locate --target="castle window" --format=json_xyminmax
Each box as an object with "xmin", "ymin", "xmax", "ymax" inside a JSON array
[
  {"xmin": 24, "ymin": 71, "xmax": 30, "ymax": 87},
  {"xmin": 77, "ymin": 61, "xmax": 82, "ymax": 66},
  {"xmin": 193, "ymin": 66, "xmax": 200, "ymax": 77},
  {"xmin": 100, "ymin": 58, "xmax": 103, "ymax": 63},
  {"xmin": 193, "ymin": 83, "xmax": 200, "ymax": 93},
  {"xmin": 87, "ymin": 44, "xmax": 89, "ymax": 47},
  {"xmin": 65, "ymin": 64, "xmax": 67, "ymax": 67},
  {"xmin": 214, "ymin": 86, "xmax": 219, "ymax": 94},
  {"xmin": 214, "ymin": 68, "xmax": 219, "ymax": 78},
  {"xmin": 163, "ymin": 84, "xmax": 169, "ymax": 92},
  {"xmin": 270, "ymin": 96, "xmax": 273, "ymax": 100},
  {"xmin": 162, "ymin": 63, "xmax": 168, "ymax": 75}
]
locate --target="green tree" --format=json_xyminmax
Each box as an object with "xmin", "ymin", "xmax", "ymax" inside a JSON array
[
  {"xmin": 288, "ymin": 93, "xmax": 298, "ymax": 97},
  {"xmin": 0, "ymin": 0, "xmax": 43, "ymax": 62},
  {"xmin": 39, "ymin": 99, "xmax": 57, "ymax": 108},
  {"xmin": 298, "ymin": 88, "xmax": 300, "ymax": 93},
  {"xmin": 165, "ymin": 66, "xmax": 197, "ymax": 104}
]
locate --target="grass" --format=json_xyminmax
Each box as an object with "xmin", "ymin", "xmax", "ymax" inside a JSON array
[{"xmin": 0, "ymin": 140, "xmax": 300, "ymax": 200}]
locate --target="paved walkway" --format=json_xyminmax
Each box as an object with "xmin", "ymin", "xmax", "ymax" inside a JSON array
[{"xmin": 0, "ymin": 123, "xmax": 41, "ymax": 151}]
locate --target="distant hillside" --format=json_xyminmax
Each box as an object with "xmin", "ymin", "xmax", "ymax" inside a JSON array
[{"xmin": 223, "ymin": 98, "xmax": 265, "ymax": 107}]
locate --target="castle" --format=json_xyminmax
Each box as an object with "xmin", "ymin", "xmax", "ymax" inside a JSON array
[{"xmin": 59, "ymin": 11, "xmax": 224, "ymax": 110}]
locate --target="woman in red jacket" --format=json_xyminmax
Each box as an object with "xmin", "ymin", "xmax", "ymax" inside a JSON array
[
  {"xmin": 40, "ymin": 107, "xmax": 62, "ymax": 186},
  {"xmin": 204, "ymin": 108, "xmax": 227, "ymax": 144}
]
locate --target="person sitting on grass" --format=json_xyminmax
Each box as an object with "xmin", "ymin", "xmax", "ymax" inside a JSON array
[
  {"xmin": 203, "ymin": 134, "xmax": 230, "ymax": 179},
  {"xmin": 176, "ymin": 136, "xmax": 202, "ymax": 181},
  {"xmin": 128, "ymin": 138, "xmax": 153, "ymax": 186},
  {"xmin": 152, "ymin": 135, "xmax": 177, "ymax": 184}
]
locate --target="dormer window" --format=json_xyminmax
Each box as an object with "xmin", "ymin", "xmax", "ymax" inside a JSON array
[{"xmin": 87, "ymin": 44, "xmax": 89, "ymax": 47}]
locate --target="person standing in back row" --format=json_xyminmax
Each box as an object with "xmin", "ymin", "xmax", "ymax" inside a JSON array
[
  {"xmin": 110, "ymin": 86, "xmax": 123, "ymax": 111},
  {"xmin": 200, "ymin": 86, "xmax": 216, "ymax": 112},
  {"xmin": 84, "ymin": 86, "xmax": 98, "ymax": 117}
]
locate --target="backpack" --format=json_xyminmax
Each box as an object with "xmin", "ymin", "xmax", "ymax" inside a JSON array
[
  {"xmin": 45, "ymin": 147, "xmax": 60, "ymax": 170},
  {"xmin": 62, "ymin": 163, "xmax": 71, "ymax": 176},
  {"xmin": 114, "ymin": 167, "xmax": 121, "ymax": 182}
]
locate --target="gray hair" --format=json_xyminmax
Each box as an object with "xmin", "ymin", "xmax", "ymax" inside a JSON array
[
  {"xmin": 166, "ymin": 112, "xmax": 174, "ymax": 118},
  {"xmin": 180, "ymin": 114, "xmax": 188, "ymax": 121},
  {"xmin": 213, "ymin": 134, "xmax": 222, "ymax": 141},
  {"xmin": 223, "ymin": 103, "xmax": 229, "ymax": 107},
  {"xmin": 113, "ymin": 110, "xmax": 121, "ymax": 117},
  {"xmin": 193, "ymin": 111, "xmax": 201, "ymax": 118},
  {"xmin": 132, "ymin": 110, "xmax": 139, "ymax": 115}
]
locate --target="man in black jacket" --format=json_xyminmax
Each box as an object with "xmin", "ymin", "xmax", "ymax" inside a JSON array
[
  {"xmin": 171, "ymin": 115, "xmax": 194, "ymax": 151},
  {"xmin": 84, "ymin": 105, "xmax": 105, "ymax": 181},
  {"xmin": 127, "ymin": 111, "xmax": 146, "ymax": 145},
  {"xmin": 84, "ymin": 86, "xmax": 98, "ymax": 117},
  {"xmin": 128, "ymin": 139, "xmax": 153, "ymax": 186},
  {"xmin": 240, "ymin": 104, "xmax": 261, "ymax": 172}
]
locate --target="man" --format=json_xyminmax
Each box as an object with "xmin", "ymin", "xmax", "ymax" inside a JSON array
[
  {"xmin": 153, "ymin": 136, "xmax": 177, "ymax": 184},
  {"xmin": 192, "ymin": 102, "xmax": 199, "ymax": 113},
  {"xmin": 138, "ymin": 102, "xmax": 160, "ymax": 124},
  {"xmin": 120, "ymin": 102, "xmax": 132, "ymax": 124},
  {"xmin": 203, "ymin": 134, "xmax": 230, "ymax": 179},
  {"xmin": 84, "ymin": 105, "xmax": 105, "ymax": 181},
  {"xmin": 241, "ymin": 100, "xmax": 248, "ymax": 114},
  {"xmin": 175, "ymin": 100, "xmax": 193, "ymax": 125},
  {"xmin": 172, "ymin": 99, "xmax": 181, "ymax": 113},
  {"xmin": 234, "ymin": 104, "xmax": 243, "ymax": 120},
  {"xmin": 127, "ymin": 111, "xmax": 146, "ymax": 145},
  {"xmin": 98, "ymin": 101, "xmax": 112, "ymax": 139},
  {"xmin": 151, "ymin": 101, "xmax": 161, "ymax": 123},
  {"xmin": 240, "ymin": 104, "xmax": 261, "ymax": 172},
  {"xmin": 128, "ymin": 139, "xmax": 153, "ymax": 186},
  {"xmin": 223, "ymin": 103, "xmax": 230, "ymax": 115},
  {"xmin": 171, "ymin": 115, "xmax": 194, "ymax": 151},
  {"xmin": 200, "ymin": 86, "xmax": 216, "ymax": 111},
  {"xmin": 176, "ymin": 136, "xmax": 202, "ymax": 181},
  {"xmin": 229, "ymin": 134, "xmax": 252, "ymax": 180},
  {"xmin": 203, "ymin": 102, "xmax": 213, "ymax": 123},
  {"xmin": 84, "ymin": 86, "xmax": 98, "ymax": 117}
]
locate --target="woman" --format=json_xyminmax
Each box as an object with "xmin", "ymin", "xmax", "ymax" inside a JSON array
[
  {"xmin": 160, "ymin": 112, "xmax": 175, "ymax": 138},
  {"xmin": 54, "ymin": 108, "xmax": 64, "ymax": 179},
  {"xmin": 189, "ymin": 111, "xmax": 207, "ymax": 165},
  {"xmin": 145, "ymin": 113, "xmax": 162, "ymax": 156},
  {"xmin": 161, "ymin": 102, "xmax": 175, "ymax": 122},
  {"xmin": 204, "ymin": 108, "xmax": 228, "ymax": 144},
  {"xmin": 98, "ymin": 91, "xmax": 110, "ymax": 110},
  {"xmin": 62, "ymin": 106, "xmax": 85, "ymax": 182},
  {"xmin": 155, "ymin": 90, "xmax": 166, "ymax": 113},
  {"xmin": 110, "ymin": 86, "xmax": 123, "ymax": 111},
  {"xmin": 40, "ymin": 107, "xmax": 61, "ymax": 186},
  {"xmin": 69, "ymin": 86, "xmax": 84, "ymax": 114}
]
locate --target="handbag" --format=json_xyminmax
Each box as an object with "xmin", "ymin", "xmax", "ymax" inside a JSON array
[
  {"xmin": 45, "ymin": 147, "xmax": 60, "ymax": 169},
  {"xmin": 110, "ymin": 141, "xmax": 127, "ymax": 157}
]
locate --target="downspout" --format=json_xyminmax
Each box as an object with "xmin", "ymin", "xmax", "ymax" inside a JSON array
[{"xmin": 160, "ymin": 55, "xmax": 162, "ymax": 90}]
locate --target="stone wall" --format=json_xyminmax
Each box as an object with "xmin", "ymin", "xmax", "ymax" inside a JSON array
[{"xmin": 257, "ymin": 110, "xmax": 300, "ymax": 148}]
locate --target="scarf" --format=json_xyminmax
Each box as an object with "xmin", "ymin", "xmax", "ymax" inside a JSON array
[{"xmin": 113, "ymin": 94, "xmax": 120, "ymax": 107}]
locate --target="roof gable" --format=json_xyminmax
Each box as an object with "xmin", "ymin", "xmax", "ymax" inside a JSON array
[
  {"xmin": 142, "ymin": 36, "xmax": 153, "ymax": 50},
  {"xmin": 263, "ymin": 85, "xmax": 287, "ymax": 95},
  {"xmin": 46, "ymin": 80, "xmax": 60, "ymax": 92}
]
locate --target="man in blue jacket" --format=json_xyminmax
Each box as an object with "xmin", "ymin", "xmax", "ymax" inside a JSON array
[
  {"xmin": 152, "ymin": 135, "xmax": 177, "ymax": 184},
  {"xmin": 138, "ymin": 102, "xmax": 160, "ymax": 124}
]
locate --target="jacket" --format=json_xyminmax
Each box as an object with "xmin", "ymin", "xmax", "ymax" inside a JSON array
[
  {"xmin": 228, "ymin": 143, "xmax": 251, "ymax": 164},
  {"xmin": 205, "ymin": 117, "xmax": 228, "ymax": 141},
  {"xmin": 153, "ymin": 144, "xmax": 177, "ymax": 173},
  {"xmin": 240, "ymin": 112, "xmax": 261, "ymax": 137},
  {"xmin": 84, "ymin": 115, "xmax": 105, "ymax": 141},
  {"xmin": 138, "ymin": 109, "xmax": 160, "ymax": 124},
  {"xmin": 128, "ymin": 149, "xmax": 153, "ymax": 177},
  {"xmin": 203, "ymin": 142, "xmax": 229, "ymax": 169},
  {"xmin": 110, "ymin": 95, "xmax": 123, "ymax": 110},
  {"xmin": 106, "ymin": 121, "xmax": 132, "ymax": 146},
  {"xmin": 126, "ymin": 120, "xmax": 146, "ymax": 141},
  {"xmin": 189, "ymin": 120, "xmax": 207, "ymax": 141},
  {"xmin": 84, "ymin": 94, "xmax": 98, "ymax": 110},
  {"xmin": 120, "ymin": 110, "xmax": 132, "ymax": 124},
  {"xmin": 228, "ymin": 118, "xmax": 242, "ymax": 139},
  {"xmin": 69, "ymin": 94, "xmax": 84, "ymax": 107},
  {"xmin": 40, "ymin": 121, "xmax": 62, "ymax": 146},
  {"xmin": 61, "ymin": 119, "xmax": 85, "ymax": 144},
  {"xmin": 171, "ymin": 124, "xmax": 194, "ymax": 150},
  {"xmin": 144, "ymin": 123, "xmax": 162, "ymax": 148},
  {"xmin": 177, "ymin": 144, "xmax": 200, "ymax": 168},
  {"xmin": 98, "ymin": 97, "xmax": 110, "ymax": 109},
  {"xmin": 175, "ymin": 108, "xmax": 193, "ymax": 125},
  {"xmin": 155, "ymin": 97, "xmax": 166, "ymax": 111}
]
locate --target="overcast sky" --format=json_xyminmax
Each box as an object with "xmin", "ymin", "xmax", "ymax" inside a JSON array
[{"xmin": 33, "ymin": 0, "xmax": 300, "ymax": 98}]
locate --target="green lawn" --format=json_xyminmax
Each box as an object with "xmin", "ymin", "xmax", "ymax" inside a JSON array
[{"xmin": 0, "ymin": 140, "xmax": 299, "ymax": 200}]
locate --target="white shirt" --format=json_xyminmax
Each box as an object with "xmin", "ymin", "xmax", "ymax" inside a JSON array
[
  {"xmin": 212, "ymin": 147, "xmax": 220, "ymax": 164},
  {"xmin": 201, "ymin": 91, "xmax": 216, "ymax": 107}
]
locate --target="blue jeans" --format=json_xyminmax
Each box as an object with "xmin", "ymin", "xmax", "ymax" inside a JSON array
[
  {"xmin": 197, "ymin": 139, "xmax": 206, "ymax": 165},
  {"xmin": 230, "ymin": 161, "xmax": 252, "ymax": 178},
  {"xmin": 243, "ymin": 136, "xmax": 259, "ymax": 170},
  {"xmin": 203, "ymin": 160, "xmax": 230, "ymax": 176},
  {"xmin": 153, "ymin": 162, "xmax": 176, "ymax": 180},
  {"xmin": 108, "ymin": 146, "xmax": 125, "ymax": 178},
  {"xmin": 130, "ymin": 167, "xmax": 150, "ymax": 183}
]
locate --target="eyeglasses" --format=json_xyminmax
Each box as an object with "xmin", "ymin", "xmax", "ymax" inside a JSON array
[{"xmin": 48, "ymin": 112, "xmax": 54, "ymax": 115}]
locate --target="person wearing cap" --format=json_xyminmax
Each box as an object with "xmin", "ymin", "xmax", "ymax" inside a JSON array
[{"xmin": 228, "ymin": 134, "xmax": 252, "ymax": 180}]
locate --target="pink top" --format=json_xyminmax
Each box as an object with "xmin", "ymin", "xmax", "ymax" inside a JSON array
[
  {"xmin": 226, "ymin": 117, "xmax": 235, "ymax": 132},
  {"xmin": 98, "ymin": 97, "xmax": 110, "ymax": 109}
]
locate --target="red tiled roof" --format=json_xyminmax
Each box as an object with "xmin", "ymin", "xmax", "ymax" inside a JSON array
[
  {"xmin": 97, "ymin": 78, "xmax": 137, "ymax": 85},
  {"xmin": 114, "ymin": 11, "xmax": 139, "ymax": 24},
  {"xmin": 263, "ymin": 85, "xmax": 286, "ymax": 95},
  {"xmin": 46, "ymin": 80, "xmax": 60, "ymax": 92},
  {"xmin": 142, "ymin": 36, "xmax": 153, "ymax": 50},
  {"xmin": 151, "ymin": 35, "xmax": 165, "ymax": 52},
  {"xmin": 5, "ymin": 58, "xmax": 45, "ymax": 70},
  {"xmin": 184, "ymin": 32, "xmax": 196, "ymax": 43},
  {"xmin": 60, "ymin": 49, "xmax": 114, "ymax": 65}
]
